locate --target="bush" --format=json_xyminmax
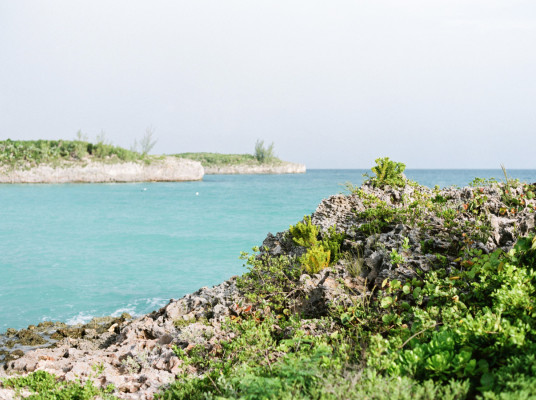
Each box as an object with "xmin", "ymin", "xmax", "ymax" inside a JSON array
[
  {"xmin": 254, "ymin": 140, "xmax": 275, "ymax": 163},
  {"xmin": 365, "ymin": 157, "xmax": 406, "ymax": 188},
  {"xmin": 299, "ymin": 244, "xmax": 331, "ymax": 274},
  {"xmin": 289, "ymin": 216, "xmax": 319, "ymax": 248}
]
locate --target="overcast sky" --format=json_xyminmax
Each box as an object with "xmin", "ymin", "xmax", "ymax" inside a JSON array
[{"xmin": 1, "ymin": 1, "xmax": 535, "ymax": 168}]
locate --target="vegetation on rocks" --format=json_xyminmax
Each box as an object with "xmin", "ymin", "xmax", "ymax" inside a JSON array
[
  {"xmin": 174, "ymin": 139, "xmax": 282, "ymax": 167},
  {"xmin": 1, "ymin": 369, "xmax": 117, "ymax": 399},
  {"xmin": 0, "ymin": 139, "xmax": 146, "ymax": 170},
  {"xmin": 2, "ymin": 159, "xmax": 536, "ymax": 399},
  {"xmin": 173, "ymin": 152, "xmax": 268, "ymax": 167},
  {"xmin": 152, "ymin": 161, "xmax": 536, "ymax": 399}
]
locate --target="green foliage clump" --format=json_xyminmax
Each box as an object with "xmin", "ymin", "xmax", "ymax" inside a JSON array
[
  {"xmin": 237, "ymin": 251, "xmax": 301, "ymax": 314},
  {"xmin": 161, "ymin": 314, "xmax": 352, "ymax": 400},
  {"xmin": 0, "ymin": 139, "xmax": 143, "ymax": 169},
  {"xmin": 0, "ymin": 370, "xmax": 117, "ymax": 399},
  {"xmin": 321, "ymin": 225, "xmax": 346, "ymax": 264},
  {"xmin": 299, "ymin": 245, "xmax": 331, "ymax": 274},
  {"xmin": 289, "ymin": 216, "xmax": 319, "ymax": 247},
  {"xmin": 360, "ymin": 233, "xmax": 536, "ymax": 397},
  {"xmin": 365, "ymin": 157, "xmax": 406, "ymax": 188},
  {"xmin": 254, "ymin": 139, "xmax": 275, "ymax": 163},
  {"xmin": 289, "ymin": 218, "xmax": 345, "ymax": 274},
  {"xmin": 158, "ymin": 233, "xmax": 536, "ymax": 399}
]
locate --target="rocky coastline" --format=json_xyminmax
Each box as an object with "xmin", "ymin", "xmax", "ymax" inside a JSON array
[
  {"xmin": 0, "ymin": 157, "xmax": 204, "ymax": 184},
  {"xmin": 203, "ymin": 161, "xmax": 306, "ymax": 175},
  {"xmin": 1, "ymin": 177, "xmax": 536, "ymax": 399}
]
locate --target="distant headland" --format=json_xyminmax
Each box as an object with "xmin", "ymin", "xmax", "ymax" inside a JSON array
[{"xmin": 0, "ymin": 139, "xmax": 305, "ymax": 183}]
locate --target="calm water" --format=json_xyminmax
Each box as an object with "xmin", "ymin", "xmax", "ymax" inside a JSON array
[{"xmin": 1, "ymin": 169, "xmax": 535, "ymax": 331}]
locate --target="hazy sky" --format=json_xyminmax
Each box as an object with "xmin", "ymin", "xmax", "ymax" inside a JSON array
[{"xmin": 1, "ymin": 1, "xmax": 535, "ymax": 168}]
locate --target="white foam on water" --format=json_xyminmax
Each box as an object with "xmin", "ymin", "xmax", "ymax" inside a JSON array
[
  {"xmin": 110, "ymin": 306, "xmax": 137, "ymax": 318},
  {"xmin": 145, "ymin": 297, "xmax": 168, "ymax": 309},
  {"xmin": 65, "ymin": 312, "xmax": 95, "ymax": 326}
]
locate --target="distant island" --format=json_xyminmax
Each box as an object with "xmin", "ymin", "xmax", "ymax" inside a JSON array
[
  {"xmin": 0, "ymin": 139, "xmax": 305, "ymax": 183},
  {"xmin": 174, "ymin": 152, "xmax": 306, "ymax": 175}
]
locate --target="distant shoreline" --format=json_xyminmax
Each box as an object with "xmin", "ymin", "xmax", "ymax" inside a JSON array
[
  {"xmin": 0, "ymin": 142, "xmax": 307, "ymax": 182},
  {"xmin": 0, "ymin": 157, "xmax": 204, "ymax": 184},
  {"xmin": 174, "ymin": 152, "xmax": 306, "ymax": 175},
  {"xmin": 204, "ymin": 161, "xmax": 306, "ymax": 175}
]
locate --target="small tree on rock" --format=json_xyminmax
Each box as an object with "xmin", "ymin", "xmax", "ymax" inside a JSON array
[{"xmin": 254, "ymin": 140, "xmax": 275, "ymax": 163}]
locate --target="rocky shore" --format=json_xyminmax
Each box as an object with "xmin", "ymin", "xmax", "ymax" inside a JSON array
[
  {"xmin": 1, "ymin": 177, "xmax": 535, "ymax": 399},
  {"xmin": 203, "ymin": 161, "xmax": 306, "ymax": 175},
  {"xmin": 0, "ymin": 157, "xmax": 204, "ymax": 183}
]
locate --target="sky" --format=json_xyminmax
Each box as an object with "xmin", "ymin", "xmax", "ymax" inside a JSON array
[{"xmin": 1, "ymin": 1, "xmax": 535, "ymax": 169}]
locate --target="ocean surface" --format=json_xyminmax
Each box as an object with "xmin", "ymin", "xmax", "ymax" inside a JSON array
[{"xmin": 1, "ymin": 169, "xmax": 535, "ymax": 332}]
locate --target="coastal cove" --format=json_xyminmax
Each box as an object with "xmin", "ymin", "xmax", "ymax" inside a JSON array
[{"xmin": 1, "ymin": 169, "xmax": 535, "ymax": 333}]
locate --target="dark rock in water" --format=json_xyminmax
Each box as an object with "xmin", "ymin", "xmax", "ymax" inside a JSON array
[
  {"xmin": 5, "ymin": 328, "xmax": 17, "ymax": 338},
  {"xmin": 16, "ymin": 329, "xmax": 47, "ymax": 346},
  {"xmin": 51, "ymin": 327, "xmax": 85, "ymax": 340}
]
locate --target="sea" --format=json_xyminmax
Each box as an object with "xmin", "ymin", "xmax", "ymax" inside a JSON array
[{"xmin": 1, "ymin": 169, "xmax": 535, "ymax": 332}]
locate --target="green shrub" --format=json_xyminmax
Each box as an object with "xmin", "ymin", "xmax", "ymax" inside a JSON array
[
  {"xmin": 299, "ymin": 243, "xmax": 331, "ymax": 274},
  {"xmin": 321, "ymin": 225, "xmax": 346, "ymax": 264},
  {"xmin": 237, "ymin": 251, "xmax": 301, "ymax": 314},
  {"xmin": 289, "ymin": 216, "xmax": 319, "ymax": 248},
  {"xmin": 365, "ymin": 157, "xmax": 406, "ymax": 188},
  {"xmin": 254, "ymin": 139, "xmax": 275, "ymax": 163}
]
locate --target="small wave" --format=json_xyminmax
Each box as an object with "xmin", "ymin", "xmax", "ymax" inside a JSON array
[
  {"xmin": 110, "ymin": 306, "xmax": 137, "ymax": 318},
  {"xmin": 65, "ymin": 312, "xmax": 95, "ymax": 326},
  {"xmin": 145, "ymin": 297, "xmax": 168, "ymax": 309}
]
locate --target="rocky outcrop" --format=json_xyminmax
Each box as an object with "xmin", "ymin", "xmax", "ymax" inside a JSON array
[
  {"xmin": 204, "ymin": 161, "xmax": 306, "ymax": 175},
  {"xmin": 0, "ymin": 157, "xmax": 204, "ymax": 183},
  {"xmin": 0, "ymin": 268, "xmax": 365, "ymax": 399},
  {"xmin": 2, "ymin": 180, "xmax": 535, "ymax": 399}
]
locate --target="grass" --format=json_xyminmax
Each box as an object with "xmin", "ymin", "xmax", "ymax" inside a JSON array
[
  {"xmin": 174, "ymin": 152, "xmax": 282, "ymax": 167},
  {"xmin": 0, "ymin": 139, "xmax": 146, "ymax": 169}
]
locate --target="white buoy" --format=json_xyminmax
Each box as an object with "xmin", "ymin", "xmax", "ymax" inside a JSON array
[
  {"xmin": 196, "ymin": 192, "xmax": 199, "ymax": 196},
  {"xmin": 143, "ymin": 188, "xmax": 147, "ymax": 191}
]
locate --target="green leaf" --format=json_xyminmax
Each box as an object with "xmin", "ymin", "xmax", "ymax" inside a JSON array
[
  {"xmin": 381, "ymin": 296, "xmax": 394, "ymax": 308},
  {"xmin": 480, "ymin": 372, "xmax": 495, "ymax": 389},
  {"xmin": 402, "ymin": 284, "xmax": 411, "ymax": 294}
]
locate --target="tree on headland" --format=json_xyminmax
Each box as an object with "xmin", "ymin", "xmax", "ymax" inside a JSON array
[
  {"xmin": 254, "ymin": 139, "xmax": 275, "ymax": 163},
  {"xmin": 132, "ymin": 126, "xmax": 158, "ymax": 156}
]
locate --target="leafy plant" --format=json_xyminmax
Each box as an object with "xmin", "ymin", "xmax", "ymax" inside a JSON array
[
  {"xmin": 390, "ymin": 249, "xmax": 405, "ymax": 266},
  {"xmin": 299, "ymin": 244, "xmax": 331, "ymax": 274},
  {"xmin": 237, "ymin": 251, "xmax": 301, "ymax": 314},
  {"xmin": 365, "ymin": 157, "xmax": 406, "ymax": 188},
  {"xmin": 0, "ymin": 370, "xmax": 117, "ymax": 399},
  {"xmin": 321, "ymin": 225, "xmax": 346, "ymax": 264},
  {"xmin": 289, "ymin": 216, "xmax": 319, "ymax": 248}
]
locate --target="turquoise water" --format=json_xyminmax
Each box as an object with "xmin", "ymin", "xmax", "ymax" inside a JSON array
[{"xmin": 1, "ymin": 169, "xmax": 535, "ymax": 331}]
